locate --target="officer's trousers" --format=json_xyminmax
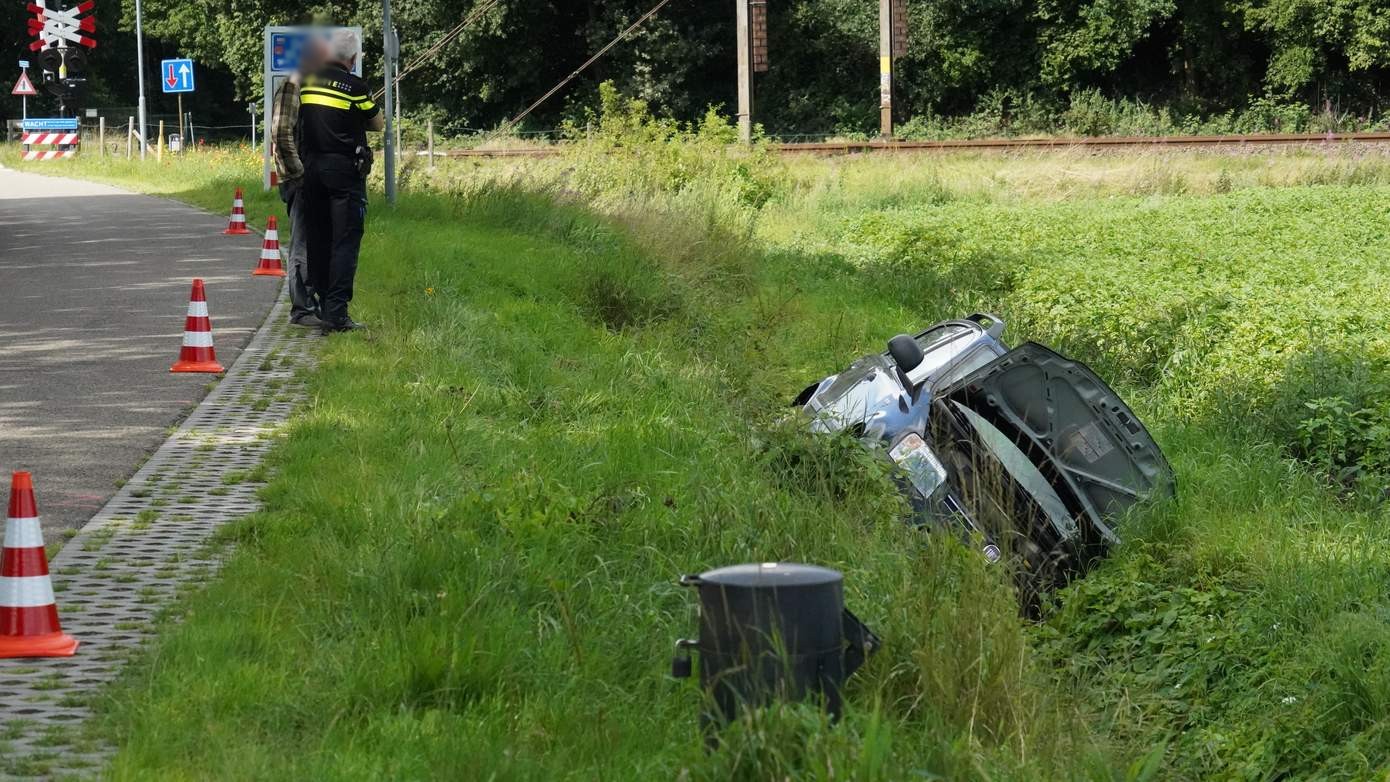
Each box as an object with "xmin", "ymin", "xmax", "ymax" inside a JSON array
[{"xmin": 302, "ymin": 155, "xmax": 367, "ymax": 325}]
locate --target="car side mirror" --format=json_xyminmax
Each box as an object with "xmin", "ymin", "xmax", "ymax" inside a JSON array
[
  {"xmin": 888, "ymin": 334, "xmax": 923, "ymax": 373},
  {"xmin": 888, "ymin": 334, "xmax": 926, "ymax": 403}
]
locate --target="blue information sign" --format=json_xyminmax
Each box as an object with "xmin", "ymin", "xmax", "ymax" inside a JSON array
[
  {"xmin": 160, "ymin": 58, "xmax": 195, "ymax": 93},
  {"xmin": 22, "ymin": 118, "xmax": 79, "ymax": 130},
  {"xmin": 270, "ymin": 32, "xmax": 309, "ymax": 72}
]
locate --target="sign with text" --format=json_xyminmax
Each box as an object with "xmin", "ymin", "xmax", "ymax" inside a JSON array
[{"xmin": 22, "ymin": 117, "xmax": 79, "ymax": 130}]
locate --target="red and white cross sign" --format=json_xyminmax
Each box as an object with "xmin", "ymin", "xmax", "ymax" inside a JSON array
[{"xmin": 26, "ymin": 0, "xmax": 97, "ymax": 51}]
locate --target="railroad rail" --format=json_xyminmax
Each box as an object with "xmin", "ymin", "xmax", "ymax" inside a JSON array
[{"xmin": 441, "ymin": 131, "xmax": 1390, "ymax": 159}]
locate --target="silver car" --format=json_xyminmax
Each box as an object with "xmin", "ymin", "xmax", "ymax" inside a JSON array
[{"xmin": 795, "ymin": 314, "xmax": 1174, "ymax": 592}]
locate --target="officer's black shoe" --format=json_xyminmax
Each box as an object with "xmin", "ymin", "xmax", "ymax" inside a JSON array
[
  {"xmin": 289, "ymin": 312, "xmax": 324, "ymax": 328},
  {"xmin": 320, "ymin": 318, "xmax": 367, "ymax": 334}
]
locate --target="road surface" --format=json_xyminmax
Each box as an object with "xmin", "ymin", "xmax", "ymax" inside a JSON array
[{"xmin": 0, "ymin": 166, "xmax": 278, "ymax": 538}]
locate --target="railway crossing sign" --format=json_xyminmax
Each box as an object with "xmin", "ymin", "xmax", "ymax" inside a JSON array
[
  {"xmin": 160, "ymin": 58, "xmax": 194, "ymax": 93},
  {"xmin": 12, "ymin": 70, "xmax": 37, "ymax": 96}
]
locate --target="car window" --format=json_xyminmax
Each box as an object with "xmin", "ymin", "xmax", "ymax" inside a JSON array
[
  {"xmin": 908, "ymin": 332, "xmax": 998, "ymax": 386},
  {"xmin": 914, "ymin": 323, "xmax": 969, "ymax": 350},
  {"xmin": 952, "ymin": 402, "xmax": 1079, "ymax": 540}
]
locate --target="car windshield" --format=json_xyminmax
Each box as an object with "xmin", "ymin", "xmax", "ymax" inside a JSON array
[{"xmin": 952, "ymin": 402, "xmax": 1078, "ymax": 541}]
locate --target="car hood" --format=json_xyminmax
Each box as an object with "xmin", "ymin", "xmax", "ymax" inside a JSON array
[
  {"xmin": 800, "ymin": 354, "xmax": 923, "ymax": 441},
  {"xmin": 938, "ymin": 342, "xmax": 1175, "ymax": 545}
]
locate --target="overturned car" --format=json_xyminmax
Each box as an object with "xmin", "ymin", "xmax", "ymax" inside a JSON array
[{"xmin": 794, "ymin": 314, "xmax": 1175, "ymax": 592}]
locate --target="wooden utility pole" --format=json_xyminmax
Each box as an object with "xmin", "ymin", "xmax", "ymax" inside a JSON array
[
  {"xmin": 736, "ymin": 0, "xmax": 753, "ymax": 144},
  {"xmin": 879, "ymin": 0, "xmax": 893, "ymax": 139}
]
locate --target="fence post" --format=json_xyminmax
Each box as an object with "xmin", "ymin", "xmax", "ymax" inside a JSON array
[
  {"xmin": 99, "ymin": 117, "xmax": 105, "ymax": 157},
  {"xmin": 427, "ymin": 119, "xmax": 434, "ymax": 168},
  {"xmin": 157, "ymin": 120, "xmax": 164, "ymax": 162},
  {"xmin": 126, "ymin": 117, "xmax": 133, "ymax": 159}
]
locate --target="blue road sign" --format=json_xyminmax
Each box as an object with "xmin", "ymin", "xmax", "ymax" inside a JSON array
[
  {"xmin": 160, "ymin": 58, "xmax": 195, "ymax": 93},
  {"xmin": 270, "ymin": 32, "xmax": 309, "ymax": 72},
  {"xmin": 22, "ymin": 118, "xmax": 78, "ymax": 130}
]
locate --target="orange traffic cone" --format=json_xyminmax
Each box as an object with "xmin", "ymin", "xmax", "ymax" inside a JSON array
[
  {"xmin": 223, "ymin": 187, "xmax": 250, "ymax": 235},
  {"xmin": 253, "ymin": 216, "xmax": 286, "ymax": 277},
  {"xmin": 171, "ymin": 279, "xmax": 225, "ymax": 373},
  {"xmin": 0, "ymin": 471, "xmax": 78, "ymax": 658}
]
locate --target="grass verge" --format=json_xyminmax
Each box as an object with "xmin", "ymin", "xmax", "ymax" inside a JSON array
[{"xmin": 10, "ymin": 139, "xmax": 1390, "ymax": 780}]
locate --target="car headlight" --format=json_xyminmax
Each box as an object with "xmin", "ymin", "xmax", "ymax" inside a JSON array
[{"xmin": 888, "ymin": 433, "xmax": 947, "ymax": 501}]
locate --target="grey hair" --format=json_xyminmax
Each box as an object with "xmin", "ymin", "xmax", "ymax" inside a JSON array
[{"xmin": 328, "ymin": 28, "xmax": 359, "ymax": 64}]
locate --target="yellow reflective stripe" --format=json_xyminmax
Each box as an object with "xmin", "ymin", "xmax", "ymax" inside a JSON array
[
  {"xmin": 301, "ymin": 93, "xmax": 352, "ymax": 110},
  {"xmin": 301, "ymin": 86, "xmax": 367, "ymax": 101},
  {"xmin": 356, "ymin": 99, "xmax": 377, "ymax": 112}
]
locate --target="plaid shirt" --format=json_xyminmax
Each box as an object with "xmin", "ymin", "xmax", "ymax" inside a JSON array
[{"xmin": 271, "ymin": 76, "xmax": 304, "ymax": 183}]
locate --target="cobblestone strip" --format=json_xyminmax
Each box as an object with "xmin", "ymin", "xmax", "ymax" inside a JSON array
[{"xmin": 0, "ymin": 295, "xmax": 316, "ymax": 780}]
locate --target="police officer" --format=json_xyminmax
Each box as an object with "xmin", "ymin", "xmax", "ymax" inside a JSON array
[{"xmin": 298, "ymin": 28, "xmax": 384, "ymax": 332}]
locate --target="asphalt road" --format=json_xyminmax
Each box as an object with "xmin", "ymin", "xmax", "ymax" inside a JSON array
[{"xmin": 0, "ymin": 166, "xmax": 278, "ymax": 538}]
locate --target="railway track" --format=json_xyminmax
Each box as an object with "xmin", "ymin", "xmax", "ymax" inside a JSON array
[{"xmin": 441, "ymin": 131, "xmax": 1390, "ymax": 159}]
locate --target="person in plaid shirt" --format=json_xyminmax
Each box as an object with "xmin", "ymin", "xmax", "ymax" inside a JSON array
[{"xmin": 271, "ymin": 38, "xmax": 326, "ymax": 326}]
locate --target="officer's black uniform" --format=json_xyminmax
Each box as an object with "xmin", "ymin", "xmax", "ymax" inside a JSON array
[{"xmin": 297, "ymin": 63, "xmax": 380, "ymax": 329}]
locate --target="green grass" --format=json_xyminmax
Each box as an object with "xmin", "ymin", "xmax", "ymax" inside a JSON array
[{"xmin": 11, "ymin": 138, "xmax": 1390, "ymax": 780}]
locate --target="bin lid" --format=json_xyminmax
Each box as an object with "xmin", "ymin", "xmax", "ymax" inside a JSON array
[{"xmin": 695, "ymin": 562, "xmax": 842, "ymax": 589}]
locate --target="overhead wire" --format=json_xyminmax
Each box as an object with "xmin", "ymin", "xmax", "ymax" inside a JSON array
[
  {"xmin": 372, "ymin": 0, "xmax": 502, "ymax": 101},
  {"xmin": 374, "ymin": 0, "xmax": 679, "ymax": 135},
  {"xmin": 496, "ymin": 0, "xmax": 680, "ymax": 134}
]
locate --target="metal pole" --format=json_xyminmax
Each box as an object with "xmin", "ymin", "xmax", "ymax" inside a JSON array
[
  {"xmin": 878, "ymin": 0, "xmax": 893, "ymax": 139},
  {"xmin": 383, "ymin": 4, "xmax": 397, "ymax": 205},
  {"xmin": 735, "ymin": 0, "xmax": 752, "ymax": 144},
  {"xmin": 98, "ymin": 116, "xmax": 104, "ymax": 156},
  {"xmin": 427, "ymin": 118, "xmax": 434, "ymax": 168},
  {"xmin": 394, "ymin": 56, "xmax": 402, "ymax": 166},
  {"xmin": 134, "ymin": 0, "xmax": 147, "ymax": 158},
  {"xmin": 177, "ymin": 93, "xmax": 183, "ymax": 152},
  {"xmin": 126, "ymin": 116, "xmax": 133, "ymax": 158}
]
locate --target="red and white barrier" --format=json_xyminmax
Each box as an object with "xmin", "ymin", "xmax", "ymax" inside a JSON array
[
  {"xmin": 21, "ymin": 128, "xmax": 80, "ymax": 161},
  {"xmin": 22, "ymin": 149, "xmax": 77, "ymax": 161},
  {"xmin": 21, "ymin": 132, "xmax": 79, "ymax": 145}
]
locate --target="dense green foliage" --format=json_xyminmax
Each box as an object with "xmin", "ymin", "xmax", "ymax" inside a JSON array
[
  {"xmin": 11, "ymin": 0, "xmax": 1390, "ymax": 136},
  {"xmin": 17, "ymin": 96, "xmax": 1390, "ymax": 778}
]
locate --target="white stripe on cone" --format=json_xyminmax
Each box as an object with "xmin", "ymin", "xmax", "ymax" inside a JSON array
[
  {"xmin": 182, "ymin": 331, "xmax": 214, "ymax": 348},
  {"xmin": 186, "ymin": 301, "xmax": 209, "ymax": 317},
  {"xmin": 2, "ymin": 517, "xmax": 43, "ymax": 549},
  {"xmin": 261, "ymin": 249, "xmax": 280, "ymax": 260},
  {"xmin": 0, "ymin": 575, "xmax": 57, "ymax": 608}
]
